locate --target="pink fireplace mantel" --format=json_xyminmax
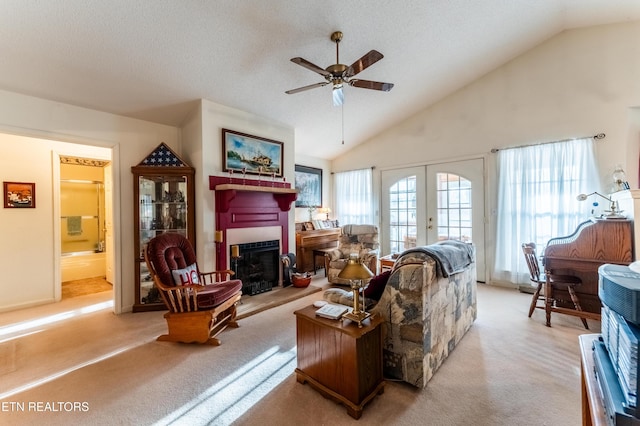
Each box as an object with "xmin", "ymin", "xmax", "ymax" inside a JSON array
[{"xmin": 209, "ymin": 175, "xmax": 297, "ymax": 269}]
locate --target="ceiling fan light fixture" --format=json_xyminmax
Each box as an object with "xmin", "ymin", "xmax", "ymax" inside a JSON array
[
  {"xmin": 333, "ymin": 86, "xmax": 344, "ymax": 106},
  {"xmin": 285, "ymin": 31, "xmax": 393, "ymax": 103}
]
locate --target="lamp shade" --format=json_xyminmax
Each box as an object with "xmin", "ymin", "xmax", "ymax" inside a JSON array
[{"xmin": 338, "ymin": 256, "xmax": 373, "ymax": 280}]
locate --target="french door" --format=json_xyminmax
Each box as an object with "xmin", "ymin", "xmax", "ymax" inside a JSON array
[{"xmin": 381, "ymin": 158, "xmax": 486, "ymax": 282}]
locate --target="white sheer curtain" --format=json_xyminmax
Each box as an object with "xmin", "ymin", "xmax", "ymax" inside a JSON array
[
  {"xmin": 333, "ymin": 168, "xmax": 374, "ymax": 225},
  {"xmin": 493, "ymin": 138, "xmax": 600, "ymax": 284}
]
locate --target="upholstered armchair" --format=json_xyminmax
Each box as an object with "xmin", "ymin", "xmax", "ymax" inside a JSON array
[
  {"xmin": 144, "ymin": 232, "xmax": 242, "ymax": 345},
  {"xmin": 326, "ymin": 224, "xmax": 379, "ymax": 285}
]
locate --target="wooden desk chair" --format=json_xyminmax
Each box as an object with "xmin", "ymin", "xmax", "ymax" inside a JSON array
[
  {"xmin": 543, "ymin": 269, "xmax": 598, "ymax": 329},
  {"xmin": 521, "ymin": 243, "xmax": 545, "ymax": 318},
  {"xmin": 522, "ymin": 242, "xmax": 593, "ymax": 329}
]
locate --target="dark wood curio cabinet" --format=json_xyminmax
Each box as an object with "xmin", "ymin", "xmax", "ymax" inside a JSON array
[{"xmin": 132, "ymin": 143, "xmax": 195, "ymax": 312}]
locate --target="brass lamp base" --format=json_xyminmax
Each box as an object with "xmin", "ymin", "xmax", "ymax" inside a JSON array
[
  {"xmin": 337, "ymin": 255, "xmax": 374, "ymax": 328},
  {"xmin": 343, "ymin": 310, "xmax": 371, "ymax": 328}
]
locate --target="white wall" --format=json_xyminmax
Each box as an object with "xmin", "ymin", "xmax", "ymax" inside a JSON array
[
  {"xmin": 182, "ymin": 99, "xmax": 296, "ymax": 272},
  {"xmin": 0, "ymin": 89, "xmax": 179, "ymax": 313},
  {"xmin": 332, "ymin": 21, "xmax": 640, "ymax": 285}
]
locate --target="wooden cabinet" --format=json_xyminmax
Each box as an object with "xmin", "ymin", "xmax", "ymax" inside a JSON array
[
  {"xmin": 294, "ymin": 305, "xmax": 384, "ymax": 419},
  {"xmin": 579, "ymin": 334, "xmax": 607, "ymax": 426},
  {"xmin": 132, "ymin": 143, "xmax": 195, "ymax": 312},
  {"xmin": 295, "ymin": 228, "xmax": 341, "ymax": 273}
]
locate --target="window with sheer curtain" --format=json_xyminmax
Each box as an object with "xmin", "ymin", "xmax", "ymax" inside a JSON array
[
  {"xmin": 333, "ymin": 168, "xmax": 374, "ymax": 225},
  {"xmin": 493, "ymin": 138, "xmax": 600, "ymax": 284}
]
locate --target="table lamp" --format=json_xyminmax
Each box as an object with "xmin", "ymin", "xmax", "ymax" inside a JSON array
[
  {"xmin": 338, "ymin": 254, "xmax": 374, "ymax": 327},
  {"xmin": 321, "ymin": 207, "xmax": 331, "ymax": 220},
  {"xmin": 576, "ymin": 192, "xmax": 624, "ymax": 219}
]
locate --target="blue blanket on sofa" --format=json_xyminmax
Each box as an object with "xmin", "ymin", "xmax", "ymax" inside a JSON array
[{"xmin": 402, "ymin": 240, "xmax": 475, "ymax": 277}]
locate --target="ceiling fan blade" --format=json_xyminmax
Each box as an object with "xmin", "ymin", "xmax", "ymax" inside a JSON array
[
  {"xmin": 349, "ymin": 79, "xmax": 394, "ymax": 92},
  {"xmin": 346, "ymin": 50, "xmax": 384, "ymax": 77},
  {"xmin": 285, "ymin": 82, "xmax": 329, "ymax": 95},
  {"xmin": 290, "ymin": 57, "xmax": 331, "ymax": 77}
]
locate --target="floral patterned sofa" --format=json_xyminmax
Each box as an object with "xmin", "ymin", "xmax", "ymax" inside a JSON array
[{"xmin": 325, "ymin": 241, "xmax": 477, "ymax": 388}]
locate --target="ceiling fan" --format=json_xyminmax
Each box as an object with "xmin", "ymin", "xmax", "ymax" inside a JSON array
[{"xmin": 285, "ymin": 31, "xmax": 394, "ymax": 106}]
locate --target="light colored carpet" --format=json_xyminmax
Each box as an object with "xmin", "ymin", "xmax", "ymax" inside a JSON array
[
  {"xmin": 61, "ymin": 277, "xmax": 112, "ymax": 299},
  {"xmin": 236, "ymin": 282, "xmax": 323, "ymax": 320},
  {"xmin": 0, "ymin": 283, "xmax": 599, "ymax": 425}
]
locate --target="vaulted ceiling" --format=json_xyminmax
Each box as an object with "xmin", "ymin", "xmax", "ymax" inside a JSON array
[{"xmin": 1, "ymin": 1, "xmax": 639, "ymax": 159}]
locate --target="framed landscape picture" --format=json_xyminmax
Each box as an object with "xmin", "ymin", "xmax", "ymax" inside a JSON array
[
  {"xmin": 3, "ymin": 181, "xmax": 36, "ymax": 208},
  {"xmin": 295, "ymin": 165, "xmax": 322, "ymax": 207},
  {"xmin": 222, "ymin": 129, "xmax": 283, "ymax": 177}
]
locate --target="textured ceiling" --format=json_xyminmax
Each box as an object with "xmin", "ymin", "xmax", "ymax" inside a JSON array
[{"xmin": 1, "ymin": 1, "xmax": 639, "ymax": 159}]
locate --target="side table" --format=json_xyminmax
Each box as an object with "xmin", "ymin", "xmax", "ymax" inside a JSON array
[
  {"xmin": 294, "ymin": 305, "xmax": 385, "ymax": 419},
  {"xmin": 379, "ymin": 253, "xmax": 398, "ymax": 272}
]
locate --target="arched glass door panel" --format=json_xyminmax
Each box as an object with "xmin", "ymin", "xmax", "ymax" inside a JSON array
[
  {"xmin": 435, "ymin": 172, "xmax": 472, "ymax": 242},
  {"xmin": 388, "ymin": 175, "xmax": 417, "ymax": 253}
]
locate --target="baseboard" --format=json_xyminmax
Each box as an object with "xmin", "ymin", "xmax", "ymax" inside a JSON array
[{"xmin": 518, "ymin": 285, "xmax": 536, "ymax": 294}]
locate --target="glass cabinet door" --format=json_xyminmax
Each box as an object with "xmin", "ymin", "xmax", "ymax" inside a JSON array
[
  {"xmin": 138, "ymin": 175, "xmax": 189, "ymax": 249},
  {"xmin": 132, "ymin": 170, "xmax": 194, "ymax": 312},
  {"xmin": 137, "ymin": 174, "xmax": 190, "ymax": 306}
]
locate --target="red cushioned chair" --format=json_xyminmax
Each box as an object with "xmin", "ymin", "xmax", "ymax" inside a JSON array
[{"xmin": 144, "ymin": 233, "xmax": 242, "ymax": 345}]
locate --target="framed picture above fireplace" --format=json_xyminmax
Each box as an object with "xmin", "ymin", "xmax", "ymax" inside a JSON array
[
  {"xmin": 222, "ymin": 128, "xmax": 283, "ymax": 177},
  {"xmin": 295, "ymin": 165, "xmax": 322, "ymax": 208}
]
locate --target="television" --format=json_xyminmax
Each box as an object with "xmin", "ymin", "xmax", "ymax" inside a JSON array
[
  {"xmin": 599, "ymin": 264, "xmax": 640, "ymax": 326},
  {"xmin": 598, "ymin": 264, "xmax": 640, "ymax": 418}
]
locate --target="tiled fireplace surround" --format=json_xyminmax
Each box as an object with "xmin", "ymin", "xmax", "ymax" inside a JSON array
[{"xmin": 209, "ymin": 176, "xmax": 297, "ymax": 288}]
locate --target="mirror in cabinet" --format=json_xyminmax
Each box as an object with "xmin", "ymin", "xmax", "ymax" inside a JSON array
[{"xmin": 132, "ymin": 143, "xmax": 195, "ymax": 312}]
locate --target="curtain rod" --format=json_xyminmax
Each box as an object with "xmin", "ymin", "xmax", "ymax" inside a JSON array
[
  {"xmin": 331, "ymin": 166, "xmax": 375, "ymax": 175},
  {"xmin": 490, "ymin": 133, "xmax": 605, "ymax": 153}
]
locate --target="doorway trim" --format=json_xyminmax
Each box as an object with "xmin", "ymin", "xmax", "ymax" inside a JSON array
[{"xmin": 52, "ymin": 146, "xmax": 117, "ymax": 309}]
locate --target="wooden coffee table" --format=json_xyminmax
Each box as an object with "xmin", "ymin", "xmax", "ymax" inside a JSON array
[{"xmin": 294, "ymin": 305, "xmax": 384, "ymax": 419}]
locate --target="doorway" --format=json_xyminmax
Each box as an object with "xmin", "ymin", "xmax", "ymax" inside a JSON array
[
  {"xmin": 59, "ymin": 156, "xmax": 113, "ymax": 298},
  {"xmin": 381, "ymin": 158, "xmax": 486, "ymax": 282}
]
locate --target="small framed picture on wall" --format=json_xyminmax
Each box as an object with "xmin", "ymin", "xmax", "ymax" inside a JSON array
[
  {"xmin": 3, "ymin": 181, "xmax": 36, "ymax": 208},
  {"xmin": 295, "ymin": 165, "xmax": 322, "ymax": 208}
]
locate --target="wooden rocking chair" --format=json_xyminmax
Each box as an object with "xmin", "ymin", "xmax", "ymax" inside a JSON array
[{"xmin": 144, "ymin": 233, "xmax": 242, "ymax": 345}]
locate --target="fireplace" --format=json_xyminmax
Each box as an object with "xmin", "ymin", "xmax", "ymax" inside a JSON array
[
  {"xmin": 232, "ymin": 240, "xmax": 279, "ymax": 295},
  {"xmin": 209, "ymin": 175, "xmax": 297, "ymax": 293}
]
